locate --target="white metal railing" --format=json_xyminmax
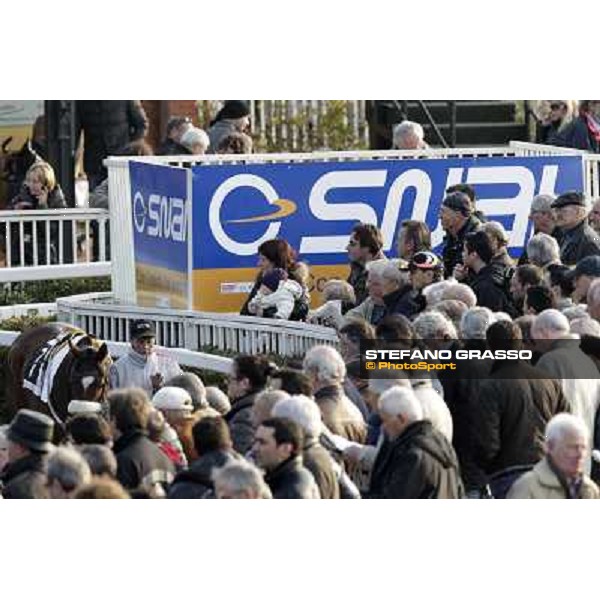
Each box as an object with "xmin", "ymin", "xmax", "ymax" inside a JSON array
[
  {"xmin": 509, "ymin": 141, "xmax": 600, "ymax": 200},
  {"xmin": 56, "ymin": 292, "xmax": 338, "ymax": 357},
  {"xmin": 0, "ymin": 208, "xmax": 111, "ymax": 283}
]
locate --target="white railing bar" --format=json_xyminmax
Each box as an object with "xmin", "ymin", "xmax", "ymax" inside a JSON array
[
  {"xmin": 1, "ymin": 262, "xmax": 111, "ymax": 283},
  {"xmin": 45, "ymin": 220, "xmax": 51, "ymax": 266}
]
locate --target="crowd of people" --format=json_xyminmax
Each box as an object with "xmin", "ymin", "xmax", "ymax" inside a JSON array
[
  {"xmin": 2, "ymin": 100, "xmax": 600, "ymax": 499},
  {"xmin": 3, "ymin": 176, "xmax": 600, "ymax": 499}
]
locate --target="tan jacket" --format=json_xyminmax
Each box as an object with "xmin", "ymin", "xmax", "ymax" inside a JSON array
[{"xmin": 507, "ymin": 457, "xmax": 600, "ymax": 499}]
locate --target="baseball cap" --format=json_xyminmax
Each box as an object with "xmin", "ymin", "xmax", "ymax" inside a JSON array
[
  {"xmin": 410, "ymin": 251, "xmax": 443, "ymax": 271},
  {"xmin": 130, "ymin": 319, "xmax": 156, "ymax": 340},
  {"xmin": 152, "ymin": 387, "xmax": 194, "ymax": 412}
]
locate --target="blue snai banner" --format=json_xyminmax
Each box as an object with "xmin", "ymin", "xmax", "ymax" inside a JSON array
[
  {"xmin": 191, "ymin": 154, "xmax": 583, "ymax": 270},
  {"xmin": 128, "ymin": 155, "xmax": 584, "ymax": 312},
  {"xmin": 129, "ymin": 161, "xmax": 190, "ymax": 309}
]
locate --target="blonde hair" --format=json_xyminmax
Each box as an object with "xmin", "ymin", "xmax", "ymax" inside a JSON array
[
  {"xmin": 291, "ymin": 262, "xmax": 310, "ymax": 287},
  {"xmin": 26, "ymin": 161, "xmax": 56, "ymax": 191}
]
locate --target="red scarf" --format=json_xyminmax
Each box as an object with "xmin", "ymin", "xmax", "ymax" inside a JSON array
[{"xmin": 585, "ymin": 112, "xmax": 600, "ymax": 142}]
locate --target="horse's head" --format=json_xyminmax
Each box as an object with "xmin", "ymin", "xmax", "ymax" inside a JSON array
[{"xmin": 68, "ymin": 337, "xmax": 112, "ymax": 404}]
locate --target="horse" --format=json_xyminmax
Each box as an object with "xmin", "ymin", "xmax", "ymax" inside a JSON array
[{"xmin": 7, "ymin": 322, "xmax": 112, "ymax": 435}]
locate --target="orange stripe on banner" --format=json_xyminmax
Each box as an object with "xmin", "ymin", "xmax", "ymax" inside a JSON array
[{"xmin": 192, "ymin": 265, "xmax": 350, "ymax": 312}]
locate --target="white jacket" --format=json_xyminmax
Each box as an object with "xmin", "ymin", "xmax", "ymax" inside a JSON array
[
  {"xmin": 247, "ymin": 280, "xmax": 304, "ymax": 320},
  {"xmin": 109, "ymin": 347, "xmax": 183, "ymax": 396},
  {"xmin": 308, "ymin": 299, "xmax": 345, "ymax": 330}
]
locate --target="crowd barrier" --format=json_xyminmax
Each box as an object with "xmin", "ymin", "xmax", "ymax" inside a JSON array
[
  {"xmin": 56, "ymin": 292, "xmax": 338, "ymax": 358},
  {"xmin": 0, "ymin": 208, "xmax": 110, "ymax": 282}
]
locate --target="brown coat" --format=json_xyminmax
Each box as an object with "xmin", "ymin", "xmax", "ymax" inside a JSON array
[
  {"xmin": 507, "ymin": 457, "xmax": 600, "ymax": 499},
  {"xmin": 314, "ymin": 385, "xmax": 366, "ymax": 443}
]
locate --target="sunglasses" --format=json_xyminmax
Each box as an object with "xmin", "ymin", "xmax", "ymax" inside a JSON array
[{"xmin": 549, "ymin": 103, "xmax": 565, "ymax": 110}]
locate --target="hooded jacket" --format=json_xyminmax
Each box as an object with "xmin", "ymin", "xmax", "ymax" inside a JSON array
[
  {"xmin": 247, "ymin": 279, "xmax": 305, "ymax": 320},
  {"xmin": 167, "ymin": 449, "xmax": 238, "ymax": 499},
  {"xmin": 367, "ymin": 420, "xmax": 464, "ymax": 499},
  {"xmin": 471, "ymin": 360, "xmax": 570, "ymax": 478},
  {"xmin": 470, "ymin": 262, "xmax": 517, "ymax": 316}
]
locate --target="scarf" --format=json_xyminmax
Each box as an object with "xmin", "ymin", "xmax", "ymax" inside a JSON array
[{"xmin": 584, "ymin": 112, "xmax": 600, "ymax": 142}]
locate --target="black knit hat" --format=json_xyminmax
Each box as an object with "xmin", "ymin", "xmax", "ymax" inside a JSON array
[
  {"xmin": 8, "ymin": 409, "xmax": 54, "ymax": 453},
  {"xmin": 214, "ymin": 101, "xmax": 250, "ymax": 122},
  {"xmin": 442, "ymin": 191, "xmax": 473, "ymax": 217},
  {"xmin": 261, "ymin": 268, "xmax": 288, "ymax": 292}
]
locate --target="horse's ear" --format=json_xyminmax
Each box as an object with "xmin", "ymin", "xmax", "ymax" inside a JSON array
[
  {"xmin": 69, "ymin": 339, "xmax": 82, "ymax": 357},
  {"xmin": 96, "ymin": 343, "xmax": 109, "ymax": 363}
]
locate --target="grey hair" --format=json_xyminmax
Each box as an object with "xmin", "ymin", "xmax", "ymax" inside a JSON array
[
  {"xmin": 482, "ymin": 221, "xmax": 509, "ymax": 245},
  {"xmin": 587, "ymin": 279, "xmax": 600, "ymax": 308},
  {"xmin": 205, "ymin": 386, "xmax": 231, "ymax": 415},
  {"xmin": 254, "ymin": 390, "xmax": 291, "ymax": 420},
  {"xmin": 378, "ymin": 386, "xmax": 423, "ymax": 422},
  {"xmin": 322, "ymin": 279, "xmax": 356, "ymax": 303},
  {"xmin": 79, "ymin": 444, "xmax": 118, "ymax": 478},
  {"xmin": 303, "ymin": 345, "xmax": 346, "ymax": 385},
  {"xmin": 166, "ymin": 372, "xmax": 207, "ymax": 410},
  {"xmin": 381, "ymin": 261, "xmax": 405, "ymax": 286},
  {"xmin": 47, "ymin": 446, "xmax": 92, "ymax": 491},
  {"xmin": 0, "ymin": 424, "xmax": 8, "ymax": 439},
  {"xmin": 433, "ymin": 299, "xmax": 468, "ymax": 330},
  {"xmin": 460, "ymin": 307, "xmax": 495, "ymax": 339},
  {"xmin": 413, "ymin": 311, "xmax": 458, "ymax": 340},
  {"xmin": 532, "ymin": 309, "xmax": 570, "ymax": 337},
  {"xmin": 570, "ymin": 317, "xmax": 600, "ymax": 337},
  {"xmin": 393, "ymin": 121, "xmax": 424, "ymax": 149},
  {"xmin": 365, "ymin": 258, "xmax": 389, "ymax": 280},
  {"xmin": 213, "ymin": 460, "xmax": 272, "ymax": 499},
  {"xmin": 527, "ymin": 233, "xmax": 560, "ymax": 268},
  {"xmin": 272, "ymin": 395, "xmax": 323, "ymax": 440},
  {"xmin": 441, "ymin": 283, "xmax": 477, "ymax": 308},
  {"xmin": 530, "ymin": 194, "xmax": 555, "ymax": 214},
  {"xmin": 181, "ymin": 127, "xmax": 210, "ymax": 153},
  {"xmin": 562, "ymin": 304, "xmax": 589, "ymax": 322},
  {"xmin": 423, "ymin": 280, "xmax": 452, "ymax": 307},
  {"xmin": 545, "ymin": 413, "xmax": 589, "ymax": 445}
]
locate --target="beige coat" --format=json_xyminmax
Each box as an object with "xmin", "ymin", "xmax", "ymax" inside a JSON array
[{"xmin": 507, "ymin": 457, "xmax": 600, "ymax": 499}]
